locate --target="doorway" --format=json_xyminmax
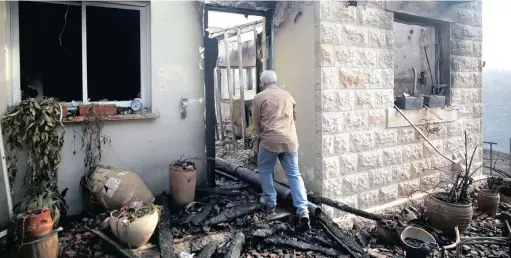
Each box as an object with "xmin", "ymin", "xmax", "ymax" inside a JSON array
[{"xmin": 203, "ymin": 3, "xmax": 274, "ymax": 187}]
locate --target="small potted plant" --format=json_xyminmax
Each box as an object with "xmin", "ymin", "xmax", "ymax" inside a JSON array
[
  {"xmin": 15, "ymin": 185, "xmax": 68, "ymax": 228},
  {"xmin": 477, "ymin": 177, "xmax": 502, "ymax": 217},
  {"xmin": 169, "ymin": 157, "xmax": 196, "ymax": 209},
  {"xmin": 425, "ymin": 132, "xmax": 479, "ymax": 234}
]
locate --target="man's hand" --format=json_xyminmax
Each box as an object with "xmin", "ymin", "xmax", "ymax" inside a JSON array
[{"xmin": 251, "ymin": 136, "xmax": 260, "ymax": 156}]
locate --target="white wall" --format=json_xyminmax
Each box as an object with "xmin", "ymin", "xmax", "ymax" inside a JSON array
[
  {"xmin": 4, "ymin": 1, "xmax": 205, "ymax": 215},
  {"xmin": 393, "ymin": 22, "xmax": 436, "ymax": 97},
  {"xmin": 273, "ymin": 2, "xmax": 317, "ymax": 191}
]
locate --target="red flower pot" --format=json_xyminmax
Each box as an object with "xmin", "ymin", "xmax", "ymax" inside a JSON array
[{"xmin": 18, "ymin": 208, "xmax": 54, "ymax": 239}]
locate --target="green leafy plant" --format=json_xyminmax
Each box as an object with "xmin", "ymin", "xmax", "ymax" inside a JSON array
[
  {"xmin": 2, "ymin": 98, "xmax": 67, "ymax": 248},
  {"xmin": 2, "ymin": 98, "xmax": 65, "ymax": 192},
  {"xmin": 14, "ymin": 184, "xmax": 67, "ymax": 225}
]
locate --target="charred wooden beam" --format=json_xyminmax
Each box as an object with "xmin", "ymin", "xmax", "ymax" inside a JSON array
[
  {"xmin": 264, "ymin": 237, "xmax": 341, "ymax": 257},
  {"xmin": 308, "ymin": 194, "xmax": 382, "ymax": 222},
  {"xmin": 90, "ymin": 229, "xmax": 136, "ymax": 258},
  {"xmin": 205, "ymin": 203, "xmax": 260, "ymax": 225},
  {"xmin": 190, "ymin": 232, "xmax": 231, "ymax": 253},
  {"xmin": 317, "ymin": 213, "xmax": 369, "ymax": 258},
  {"xmin": 226, "ymin": 200, "xmax": 257, "ymax": 208},
  {"xmin": 192, "ymin": 202, "xmax": 216, "ymax": 226},
  {"xmin": 199, "ymin": 188, "xmax": 241, "ymax": 197},
  {"xmin": 155, "ymin": 193, "xmax": 177, "ymax": 258},
  {"xmin": 251, "ymin": 223, "xmax": 287, "ymax": 238},
  {"xmin": 196, "ymin": 241, "xmax": 218, "ymax": 258},
  {"xmin": 225, "ymin": 232, "xmax": 245, "ymax": 258}
]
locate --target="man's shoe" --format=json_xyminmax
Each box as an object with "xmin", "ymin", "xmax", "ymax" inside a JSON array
[
  {"xmin": 264, "ymin": 203, "xmax": 277, "ymax": 215},
  {"xmin": 296, "ymin": 212, "xmax": 311, "ymax": 232}
]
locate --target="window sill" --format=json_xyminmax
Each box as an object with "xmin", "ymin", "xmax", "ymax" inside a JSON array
[
  {"xmin": 387, "ymin": 107, "xmax": 458, "ymax": 128},
  {"xmin": 62, "ymin": 112, "xmax": 160, "ymax": 123}
]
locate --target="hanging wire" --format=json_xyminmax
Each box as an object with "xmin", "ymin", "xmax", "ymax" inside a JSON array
[{"xmin": 59, "ymin": 5, "xmax": 73, "ymax": 56}]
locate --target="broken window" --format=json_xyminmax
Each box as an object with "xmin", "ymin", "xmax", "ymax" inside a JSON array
[
  {"xmin": 12, "ymin": 1, "xmax": 149, "ymax": 106},
  {"xmin": 393, "ymin": 14, "xmax": 450, "ymax": 108}
]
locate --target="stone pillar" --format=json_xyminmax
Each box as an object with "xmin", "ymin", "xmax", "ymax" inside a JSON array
[{"xmin": 314, "ymin": 0, "xmax": 483, "ymax": 218}]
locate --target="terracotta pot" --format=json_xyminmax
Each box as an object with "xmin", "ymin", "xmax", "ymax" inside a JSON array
[
  {"xmin": 110, "ymin": 209, "xmax": 159, "ymax": 248},
  {"xmin": 89, "ymin": 165, "xmax": 154, "ymax": 211},
  {"xmin": 60, "ymin": 104, "xmax": 68, "ymax": 118},
  {"xmin": 78, "ymin": 104, "xmax": 117, "ymax": 116},
  {"xmin": 19, "ymin": 208, "xmax": 54, "ymax": 239},
  {"xmin": 477, "ymin": 189, "xmax": 500, "ymax": 217},
  {"xmin": 425, "ymin": 194, "xmax": 472, "ymax": 234},
  {"xmin": 169, "ymin": 164, "xmax": 196, "ymax": 209}
]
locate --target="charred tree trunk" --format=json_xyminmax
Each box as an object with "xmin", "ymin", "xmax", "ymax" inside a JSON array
[
  {"xmin": 308, "ymin": 194, "xmax": 382, "ymax": 221},
  {"xmin": 317, "ymin": 213, "xmax": 369, "ymax": 258}
]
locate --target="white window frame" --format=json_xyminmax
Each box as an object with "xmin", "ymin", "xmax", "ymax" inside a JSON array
[{"xmin": 7, "ymin": 1, "xmax": 150, "ymax": 108}]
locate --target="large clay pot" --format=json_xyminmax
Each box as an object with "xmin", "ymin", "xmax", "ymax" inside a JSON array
[
  {"xmin": 19, "ymin": 208, "xmax": 54, "ymax": 239},
  {"xmin": 169, "ymin": 163, "xmax": 196, "ymax": 209},
  {"xmin": 425, "ymin": 193, "xmax": 472, "ymax": 234},
  {"xmin": 477, "ymin": 189, "xmax": 500, "ymax": 217},
  {"xmin": 19, "ymin": 230, "xmax": 58, "ymax": 258},
  {"xmin": 90, "ymin": 165, "xmax": 154, "ymax": 211},
  {"xmin": 110, "ymin": 209, "xmax": 159, "ymax": 248}
]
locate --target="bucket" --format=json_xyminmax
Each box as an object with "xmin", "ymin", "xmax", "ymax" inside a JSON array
[{"xmin": 401, "ymin": 226, "xmax": 438, "ymax": 258}]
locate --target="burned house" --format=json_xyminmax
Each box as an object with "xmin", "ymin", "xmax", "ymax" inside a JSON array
[{"xmin": 0, "ymin": 0, "xmax": 482, "ymax": 226}]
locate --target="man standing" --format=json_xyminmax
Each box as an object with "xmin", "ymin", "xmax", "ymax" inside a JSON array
[{"xmin": 251, "ymin": 70, "xmax": 310, "ymax": 231}]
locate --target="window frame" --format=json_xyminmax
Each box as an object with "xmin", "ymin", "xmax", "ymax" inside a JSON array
[
  {"xmin": 392, "ymin": 12, "xmax": 452, "ymax": 106},
  {"xmin": 7, "ymin": 1, "xmax": 151, "ymax": 108}
]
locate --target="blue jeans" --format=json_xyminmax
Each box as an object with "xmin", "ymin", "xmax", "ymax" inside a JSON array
[{"xmin": 258, "ymin": 144, "xmax": 309, "ymax": 216}]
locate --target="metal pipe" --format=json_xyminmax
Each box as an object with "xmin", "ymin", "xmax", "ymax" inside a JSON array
[
  {"xmin": 490, "ymin": 143, "xmax": 493, "ymax": 176},
  {"xmin": 215, "ymin": 157, "xmax": 322, "ymax": 216},
  {"xmin": 214, "ymin": 68, "xmax": 224, "ymax": 140},
  {"xmin": 394, "ymin": 104, "xmax": 456, "ymax": 163},
  {"xmin": 237, "ymin": 28, "xmax": 246, "ymax": 149},
  {"xmin": 224, "ymin": 31, "xmax": 237, "ymax": 144}
]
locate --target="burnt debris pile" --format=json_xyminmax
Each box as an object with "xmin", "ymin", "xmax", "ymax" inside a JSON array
[{"xmin": 169, "ymin": 176, "xmax": 366, "ymax": 257}]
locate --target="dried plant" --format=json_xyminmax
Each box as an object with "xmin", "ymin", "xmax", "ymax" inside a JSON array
[
  {"xmin": 170, "ymin": 156, "xmax": 196, "ymax": 170},
  {"xmin": 79, "ymin": 105, "xmax": 111, "ymax": 211},
  {"xmin": 81, "ymin": 104, "xmax": 111, "ymax": 175},
  {"xmin": 437, "ymin": 131, "xmax": 482, "ymax": 205}
]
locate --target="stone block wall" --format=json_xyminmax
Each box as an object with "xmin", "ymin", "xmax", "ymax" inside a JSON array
[{"xmin": 312, "ymin": 0, "xmax": 483, "ymax": 218}]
